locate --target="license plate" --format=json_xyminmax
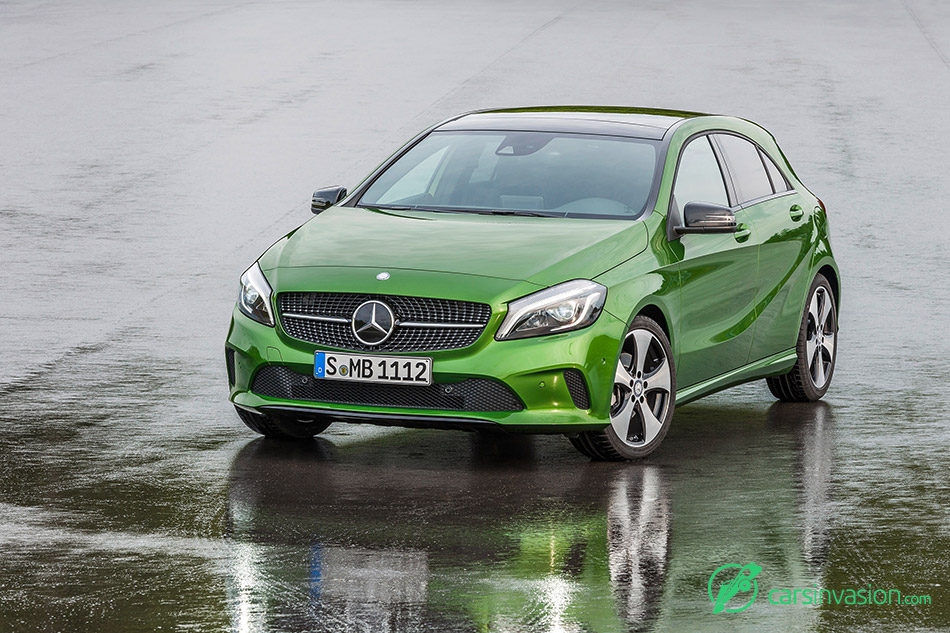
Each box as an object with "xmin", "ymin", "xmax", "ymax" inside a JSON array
[{"xmin": 314, "ymin": 351, "xmax": 432, "ymax": 386}]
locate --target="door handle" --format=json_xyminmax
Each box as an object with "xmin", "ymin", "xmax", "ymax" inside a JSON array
[
  {"xmin": 734, "ymin": 223, "xmax": 752, "ymax": 242},
  {"xmin": 789, "ymin": 204, "xmax": 804, "ymax": 221}
]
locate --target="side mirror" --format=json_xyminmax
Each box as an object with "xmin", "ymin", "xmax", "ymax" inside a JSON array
[
  {"xmin": 312, "ymin": 186, "xmax": 347, "ymax": 214},
  {"xmin": 675, "ymin": 201, "xmax": 737, "ymax": 234}
]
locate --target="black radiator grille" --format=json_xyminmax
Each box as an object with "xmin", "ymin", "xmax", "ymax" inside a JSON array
[
  {"xmin": 277, "ymin": 292, "xmax": 492, "ymax": 352},
  {"xmin": 252, "ymin": 365, "xmax": 523, "ymax": 412}
]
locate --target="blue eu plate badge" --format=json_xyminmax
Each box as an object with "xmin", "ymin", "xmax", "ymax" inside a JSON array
[{"xmin": 314, "ymin": 352, "xmax": 326, "ymax": 378}]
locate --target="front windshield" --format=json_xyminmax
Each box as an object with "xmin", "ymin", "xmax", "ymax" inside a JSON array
[{"xmin": 357, "ymin": 131, "xmax": 659, "ymax": 219}]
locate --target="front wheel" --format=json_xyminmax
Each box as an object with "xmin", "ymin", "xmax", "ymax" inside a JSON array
[
  {"xmin": 569, "ymin": 315, "xmax": 676, "ymax": 460},
  {"xmin": 766, "ymin": 273, "xmax": 838, "ymax": 402},
  {"xmin": 234, "ymin": 406, "xmax": 331, "ymax": 439}
]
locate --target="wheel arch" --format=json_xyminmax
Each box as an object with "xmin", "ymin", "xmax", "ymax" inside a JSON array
[
  {"xmin": 631, "ymin": 301, "xmax": 675, "ymax": 354},
  {"xmin": 817, "ymin": 263, "xmax": 840, "ymax": 310}
]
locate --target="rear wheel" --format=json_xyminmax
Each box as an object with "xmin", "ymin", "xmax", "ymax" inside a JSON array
[
  {"xmin": 570, "ymin": 315, "xmax": 675, "ymax": 460},
  {"xmin": 234, "ymin": 406, "xmax": 331, "ymax": 439},
  {"xmin": 767, "ymin": 274, "xmax": 837, "ymax": 402}
]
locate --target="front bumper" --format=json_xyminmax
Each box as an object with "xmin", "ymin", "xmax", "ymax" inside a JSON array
[{"xmin": 226, "ymin": 305, "xmax": 623, "ymax": 433}]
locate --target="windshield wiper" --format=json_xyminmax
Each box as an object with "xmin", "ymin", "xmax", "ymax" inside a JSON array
[
  {"xmin": 483, "ymin": 209, "xmax": 561, "ymax": 217},
  {"xmin": 361, "ymin": 204, "xmax": 415, "ymax": 211},
  {"xmin": 360, "ymin": 204, "xmax": 458, "ymax": 213},
  {"xmin": 411, "ymin": 206, "xmax": 560, "ymax": 217},
  {"xmin": 359, "ymin": 204, "xmax": 560, "ymax": 217}
]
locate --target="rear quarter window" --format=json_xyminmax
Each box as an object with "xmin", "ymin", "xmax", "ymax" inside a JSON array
[{"xmin": 761, "ymin": 149, "xmax": 790, "ymax": 193}]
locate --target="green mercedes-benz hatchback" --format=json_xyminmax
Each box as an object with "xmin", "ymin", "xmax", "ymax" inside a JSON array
[{"xmin": 226, "ymin": 107, "xmax": 839, "ymax": 460}]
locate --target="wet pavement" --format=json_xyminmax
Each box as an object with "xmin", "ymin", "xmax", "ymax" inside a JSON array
[{"xmin": 1, "ymin": 0, "xmax": 949, "ymax": 631}]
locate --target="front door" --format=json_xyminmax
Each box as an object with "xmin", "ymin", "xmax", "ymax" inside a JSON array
[{"xmin": 669, "ymin": 135, "xmax": 759, "ymax": 388}]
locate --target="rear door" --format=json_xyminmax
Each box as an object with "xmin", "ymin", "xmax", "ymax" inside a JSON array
[
  {"xmin": 712, "ymin": 134, "xmax": 814, "ymax": 362},
  {"xmin": 670, "ymin": 135, "xmax": 759, "ymax": 388}
]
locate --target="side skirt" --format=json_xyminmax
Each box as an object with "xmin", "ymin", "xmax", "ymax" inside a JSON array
[{"xmin": 675, "ymin": 348, "xmax": 797, "ymax": 406}]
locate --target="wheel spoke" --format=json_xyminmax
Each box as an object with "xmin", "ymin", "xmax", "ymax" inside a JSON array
[
  {"xmin": 823, "ymin": 330, "xmax": 836, "ymax": 354},
  {"xmin": 615, "ymin": 360, "xmax": 634, "ymax": 386},
  {"xmin": 818, "ymin": 289, "xmax": 833, "ymax": 331},
  {"xmin": 639, "ymin": 401, "xmax": 664, "ymax": 445},
  {"xmin": 808, "ymin": 291, "xmax": 821, "ymax": 327},
  {"xmin": 610, "ymin": 395, "xmax": 636, "ymax": 440},
  {"xmin": 632, "ymin": 330, "xmax": 655, "ymax": 378},
  {"xmin": 644, "ymin": 356, "xmax": 671, "ymax": 396},
  {"xmin": 806, "ymin": 336, "xmax": 819, "ymax": 368},
  {"xmin": 811, "ymin": 349, "xmax": 826, "ymax": 386}
]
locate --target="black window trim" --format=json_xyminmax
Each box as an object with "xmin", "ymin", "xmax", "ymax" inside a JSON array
[
  {"xmin": 710, "ymin": 131, "xmax": 795, "ymax": 208},
  {"xmin": 666, "ymin": 131, "xmax": 736, "ymax": 241},
  {"xmin": 666, "ymin": 129, "xmax": 800, "ymax": 241},
  {"xmin": 708, "ymin": 134, "xmax": 739, "ymax": 207},
  {"xmin": 758, "ymin": 146, "xmax": 791, "ymax": 194}
]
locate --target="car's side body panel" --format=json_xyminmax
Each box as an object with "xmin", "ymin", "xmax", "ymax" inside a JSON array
[
  {"xmin": 656, "ymin": 116, "xmax": 833, "ymax": 392},
  {"xmin": 670, "ymin": 226, "xmax": 760, "ymax": 388},
  {"xmin": 674, "ymin": 348, "xmax": 798, "ymax": 406},
  {"xmin": 659, "ymin": 121, "xmax": 762, "ymax": 389},
  {"xmin": 744, "ymin": 190, "xmax": 817, "ymax": 363}
]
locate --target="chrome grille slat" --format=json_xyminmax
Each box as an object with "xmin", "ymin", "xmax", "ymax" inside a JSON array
[
  {"xmin": 277, "ymin": 292, "xmax": 492, "ymax": 352},
  {"xmin": 282, "ymin": 313, "xmax": 349, "ymax": 324},
  {"xmin": 399, "ymin": 321, "xmax": 483, "ymax": 329}
]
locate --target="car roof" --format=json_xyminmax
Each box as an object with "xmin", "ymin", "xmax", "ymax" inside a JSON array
[{"xmin": 436, "ymin": 106, "xmax": 709, "ymax": 140}]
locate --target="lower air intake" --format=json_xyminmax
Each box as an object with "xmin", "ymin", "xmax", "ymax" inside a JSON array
[
  {"xmin": 252, "ymin": 365, "xmax": 523, "ymax": 412},
  {"xmin": 564, "ymin": 369, "xmax": 591, "ymax": 410}
]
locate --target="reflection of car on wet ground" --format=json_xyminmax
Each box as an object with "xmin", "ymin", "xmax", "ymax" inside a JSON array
[
  {"xmin": 226, "ymin": 106, "xmax": 840, "ymax": 459},
  {"xmin": 224, "ymin": 402, "xmax": 834, "ymax": 631},
  {"xmin": 226, "ymin": 434, "xmax": 672, "ymax": 632}
]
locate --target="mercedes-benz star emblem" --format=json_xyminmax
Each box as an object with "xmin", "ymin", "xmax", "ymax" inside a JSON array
[
  {"xmin": 376, "ymin": 271, "xmax": 390, "ymax": 281},
  {"xmin": 352, "ymin": 300, "xmax": 395, "ymax": 346}
]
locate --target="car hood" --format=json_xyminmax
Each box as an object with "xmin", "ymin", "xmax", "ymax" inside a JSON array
[{"xmin": 260, "ymin": 206, "xmax": 648, "ymax": 286}]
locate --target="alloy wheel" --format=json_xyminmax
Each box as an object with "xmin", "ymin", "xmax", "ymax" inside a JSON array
[
  {"xmin": 806, "ymin": 286, "xmax": 836, "ymax": 389},
  {"xmin": 610, "ymin": 328, "xmax": 673, "ymax": 448}
]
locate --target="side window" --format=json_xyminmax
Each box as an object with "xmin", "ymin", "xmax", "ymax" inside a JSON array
[
  {"xmin": 673, "ymin": 136, "xmax": 729, "ymax": 209},
  {"xmin": 715, "ymin": 134, "xmax": 773, "ymax": 203},
  {"xmin": 760, "ymin": 149, "xmax": 789, "ymax": 193}
]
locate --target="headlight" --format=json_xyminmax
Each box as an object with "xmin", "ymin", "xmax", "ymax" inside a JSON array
[
  {"xmin": 496, "ymin": 279, "xmax": 606, "ymax": 340},
  {"xmin": 237, "ymin": 262, "xmax": 274, "ymax": 326}
]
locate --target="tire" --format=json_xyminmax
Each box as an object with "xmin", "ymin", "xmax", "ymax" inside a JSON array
[
  {"xmin": 767, "ymin": 274, "xmax": 838, "ymax": 402},
  {"xmin": 570, "ymin": 315, "xmax": 676, "ymax": 460},
  {"xmin": 234, "ymin": 405, "xmax": 331, "ymax": 439},
  {"xmin": 568, "ymin": 434, "xmax": 597, "ymax": 458}
]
